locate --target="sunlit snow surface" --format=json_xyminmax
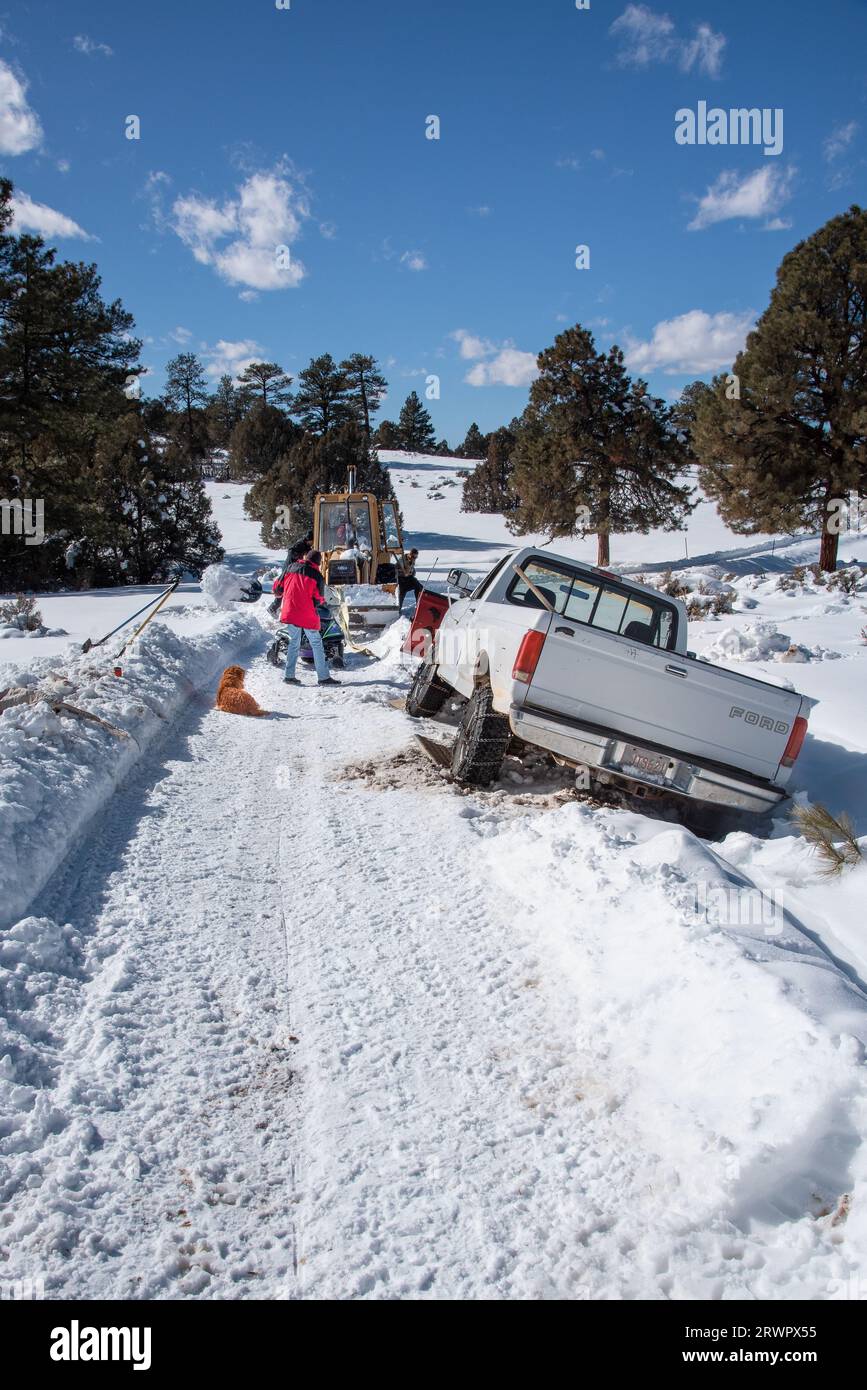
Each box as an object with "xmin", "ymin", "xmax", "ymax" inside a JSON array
[{"xmin": 0, "ymin": 457, "xmax": 865, "ymax": 1300}]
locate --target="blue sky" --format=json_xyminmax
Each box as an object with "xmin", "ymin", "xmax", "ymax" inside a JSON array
[{"xmin": 1, "ymin": 0, "xmax": 865, "ymax": 444}]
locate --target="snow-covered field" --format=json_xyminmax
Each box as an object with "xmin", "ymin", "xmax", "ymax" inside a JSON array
[{"xmin": 1, "ymin": 455, "xmax": 866, "ymax": 1300}]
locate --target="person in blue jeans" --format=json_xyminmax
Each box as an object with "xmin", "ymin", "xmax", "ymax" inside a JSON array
[
  {"xmin": 283, "ymin": 622, "xmax": 330, "ymax": 683},
  {"xmin": 275, "ymin": 549, "xmax": 341, "ymax": 688}
]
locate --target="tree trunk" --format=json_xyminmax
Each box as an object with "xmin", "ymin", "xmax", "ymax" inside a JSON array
[
  {"xmin": 596, "ymin": 531, "xmax": 610, "ymax": 567},
  {"xmin": 820, "ymin": 482, "xmax": 840, "ymax": 572},
  {"xmin": 819, "ymin": 527, "xmax": 839, "ymax": 573}
]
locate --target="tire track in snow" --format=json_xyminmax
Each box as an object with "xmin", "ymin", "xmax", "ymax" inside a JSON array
[
  {"xmin": 275, "ymin": 680, "xmax": 677, "ymax": 1298},
  {"xmin": 3, "ymin": 676, "xmax": 301, "ymax": 1299}
]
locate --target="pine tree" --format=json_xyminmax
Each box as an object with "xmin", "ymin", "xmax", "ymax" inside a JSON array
[
  {"xmin": 245, "ymin": 420, "xmax": 390, "ymax": 547},
  {"xmin": 291, "ymin": 353, "xmax": 353, "ymax": 435},
  {"xmin": 340, "ymin": 353, "xmax": 388, "ymax": 439},
  {"xmin": 207, "ymin": 374, "xmax": 248, "ymax": 448},
  {"xmin": 0, "ymin": 180, "xmax": 142, "ymax": 586},
  {"xmin": 374, "ymin": 419, "xmax": 400, "ymax": 449},
  {"xmin": 458, "ymin": 422, "xmax": 489, "ymax": 460},
  {"xmin": 227, "ymin": 404, "xmax": 300, "ymax": 481},
  {"xmin": 462, "ymin": 427, "xmax": 518, "ymax": 513},
  {"xmin": 508, "ymin": 325, "xmax": 693, "ymax": 565},
  {"xmin": 236, "ymin": 360, "xmax": 294, "ymax": 411},
  {"xmin": 90, "ymin": 415, "xmax": 223, "ymax": 583},
  {"xmin": 163, "ymin": 352, "xmax": 210, "ymax": 455},
  {"xmin": 0, "ymin": 216, "xmax": 140, "ymax": 467},
  {"xmin": 397, "ymin": 391, "xmax": 437, "ymax": 453},
  {"xmin": 690, "ymin": 206, "xmax": 867, "ymax": 572}
]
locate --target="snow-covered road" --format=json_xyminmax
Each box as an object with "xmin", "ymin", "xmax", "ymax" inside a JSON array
[{"xmin": 3, "ymin": 622, "xmax": 866, "ymax": 1300}]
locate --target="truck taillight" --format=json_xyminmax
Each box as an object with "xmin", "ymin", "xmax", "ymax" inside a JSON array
[
  {"xmin": 513, "ymin": 630, "xmax": 546, "ymax": 684},
  {"xmin": 781, "ymin": 715, "xmax": 808, "ymax": 768}
]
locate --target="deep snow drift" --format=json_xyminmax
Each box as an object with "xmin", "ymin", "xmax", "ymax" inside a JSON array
[{"xmin": 1, "ymin": 456, "xmax": 866, "ymax": 1300}]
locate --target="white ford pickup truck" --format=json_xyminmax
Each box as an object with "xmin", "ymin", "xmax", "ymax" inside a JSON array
[{"xmin": 406, "ymin": 547, "xmax": 816, "ymax": 816}]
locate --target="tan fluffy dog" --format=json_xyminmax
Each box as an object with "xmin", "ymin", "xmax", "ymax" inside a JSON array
[{"xmin": 215, "ymin": 664, "xmax": 268, "ymax": 718}]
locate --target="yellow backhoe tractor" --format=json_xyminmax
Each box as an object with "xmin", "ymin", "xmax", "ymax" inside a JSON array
[{"xmin": 313, "ymin": 466, "xmax": 407, "ymax": 627}]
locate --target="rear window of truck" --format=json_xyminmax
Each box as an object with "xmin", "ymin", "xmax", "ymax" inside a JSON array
[{"xmin": 507, "ymin": 558, "xmax": 677, "ymax": 650}]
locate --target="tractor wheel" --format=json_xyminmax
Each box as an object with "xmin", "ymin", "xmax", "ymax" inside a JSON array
[
  {"xmin": 450, "ymin": 683, "xmax": 511, "ymax": 786},
  {"xmin": 406, "ymin": 659, "xmax": 451, "ymax": 718}
]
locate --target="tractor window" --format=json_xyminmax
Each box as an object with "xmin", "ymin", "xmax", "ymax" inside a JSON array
[
  {"xmin": 319, "ymin": 503, "xmax": 349, "ymax": 552},
  {"xmin": 348, "ymin": 505, "xmax": 373, "ymax": 550},
  {"xmin": 381, "ymin": 503, "xmax": 401, "ymax": 549}
]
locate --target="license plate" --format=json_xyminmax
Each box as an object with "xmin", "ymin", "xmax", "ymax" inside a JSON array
[{"xmin": 608, "ymin": 743, "xmax": 669, "ymax": 782}]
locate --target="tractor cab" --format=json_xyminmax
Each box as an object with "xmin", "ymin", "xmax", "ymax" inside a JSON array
[{"xmin": 313, "ymin": 469, "xmax": 407, "ymax": 626}]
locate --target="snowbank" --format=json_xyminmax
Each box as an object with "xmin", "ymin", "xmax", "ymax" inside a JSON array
[
  {"xmin": 484, "ymin": 802, "xmax": 867, "ymax": 1282},
  {"xmin": 201, "ymin": 562, "xmax": 248, "ymax": 609},
  {"xmin": 0, "ymin": 612, "xmax": 261, "ymax": 929},
  {"xmin": 367, "ymin": 614, "xmax": 411, "ymax": 665},
  {"xmin": 706, "ymin": 621, "xmax": 843, "ymax": 665}
]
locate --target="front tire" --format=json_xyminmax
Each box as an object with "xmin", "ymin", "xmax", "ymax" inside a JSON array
[
  {"xmin": 406, "ymin": 659, "xmax": 451, "ymax": 718},
  {"xmin": 450, "ymin": 683, "xmax": 511, "ymax": 786}
]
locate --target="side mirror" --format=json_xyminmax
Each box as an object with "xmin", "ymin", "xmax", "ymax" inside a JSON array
[{"xmin": 447, "ymin": 567, "xmax": 473, "ymax": 595}]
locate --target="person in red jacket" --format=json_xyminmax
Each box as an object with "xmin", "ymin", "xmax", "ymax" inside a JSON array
[{"xmin": 278, "ymin": 550, "xmax": 341, "ymax": 687}]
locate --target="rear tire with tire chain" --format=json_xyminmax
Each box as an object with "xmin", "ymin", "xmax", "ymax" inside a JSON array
[
  {"xmin": 450, "ymin": 683, "xmax": 511, "ymax": 786},
  {"xmin": 406, "ymin": 659, "xmax": 452, "ymax": 718}
]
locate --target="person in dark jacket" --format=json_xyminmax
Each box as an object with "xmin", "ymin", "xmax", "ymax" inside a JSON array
[
  {"xmin": 279, "ymin": 550, "xmax": 341, "ymax": 687},
  {"xmin": 286, "ymin": 533, "xmax": 313, "ymax": 568},
  {"xmin": 397, "ymin": 549, "xmax": 422, "ymax": 610}
]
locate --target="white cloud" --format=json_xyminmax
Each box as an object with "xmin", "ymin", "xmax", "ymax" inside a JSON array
[
  {"xmin": 468, "ymin": 205, "xmax": 492, "ymax": 216},
  {"xmin": 73, "ymin": 35, "xmax": 113, "ymax": 58},
  {"xmin": 169, "ymin": 326, "xmax": 192, "ymax": 345},
  {"xmin": 140, "ymin": 170, "xmax": 171, "ymax": 230},
  {"xmin": 687, "ymin": 165, "xmax": 794, "ymax": 231},
  {"xmin": 10, "ymin": 191, "xmax": 92, "ymax": 241},
  {"xmin": 466, "ymin": 348, "xmax": 539, "ymax": 388},
  {"xmin": 823, "ymin": 121, "xmax": 858, "ymax": 162},
  {"xmin": 172, "ymin": 194, "xmax": 236, "ymax": 258},
  {"xmin": 609, "ymin": 5, "xmax": 725, "ymax": 78},
  {"xmin": 0, "ymin": 59, "xmax": 42, "ymax": 155},
  {"xmin": 170, "ymin": 166, "xmax": 309, "ymax": 291},
  {"xmin": 379, "ymin": 239, "xmax": 428, "ymax": 271},
  {"xmin": 451, "ymin": 329, "xmax": 496, "ymax": 360},
  {"xmin": 624, "ymin": 309, "xmax": 755, "ymax": 374},
  {"xmin": 680, "ymin": 23, "xmax": 726, "ymax": 77},
  {"xmin": 762, "ymin": 217, "xmax": 792, "ymax": 232},
  {"xmin": 451, "ymin": 329, "xmax": 538, "ymax": 386},
  {"xmin": 202, "ymin": 339, "xmax": 266, "ymax": 381}
]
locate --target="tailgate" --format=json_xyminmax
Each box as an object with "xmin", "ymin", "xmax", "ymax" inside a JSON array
[{"xmin": 527, "ymin": 626, "xmax": 808, "ymax": 782}]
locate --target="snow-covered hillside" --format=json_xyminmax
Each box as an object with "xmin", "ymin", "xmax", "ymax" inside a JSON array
[{"xmin": 1, "ymin": 455, "xmax": 866, "ymax": 1301}]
